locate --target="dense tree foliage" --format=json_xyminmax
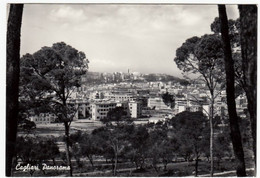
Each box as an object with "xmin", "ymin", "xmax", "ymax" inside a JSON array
[
  {"xmin": 92, "ymin": 123, "xmax": 135, "ymax": 175},
  {"xmin": 17, "ymin": 118, "xmax": 36, "ymax": 133},
  {"xmin": 20, "ymin": 42, "xmax": 89, "ymax": 176},
  {"xmin": 161, "ymin": 92, "xmax": 175, "ymax": 109},
  {"xmin": 214, "ymin": 132, "xmax": 232, "ymax": 169},
  {"xmin": 15, "ymin": 137, "xmax": 60, "ymax": 176},
  {"xmin": 211, "ymin": 17, "xmax": 246, "ymax": 96},
  {"xmin": 127, "ymin": 125, "xmax": 150, "ymax": 170},
  {"xmin": 174, "ymin": 33, "xmax": 224, "ymax": 176},
  {"xmin": 70, "ymin": 131, "xmax": 100, "ymax": 169},
  {"xmin": 14, "ymin": 110, "xmax": 240, "ymax": 176},
  {"xmin": 106, "ymin": 107, "xmax": 128, "ymax": 122},
  {"xmin": 147, "ymin": 125, "xmax": 177, "ymax": 172},
  {"xmin": 168, "ymin": 111, "xmax": 210, "ymax": 176},
  {"xmin": 238, "ymin": 5, "xmax": 257, "ymax": 172}
]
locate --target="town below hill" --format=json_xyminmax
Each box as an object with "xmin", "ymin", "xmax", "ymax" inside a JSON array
[{"xmin": 81, "ymin": 71, "xmax": 189, "ymax": 85}]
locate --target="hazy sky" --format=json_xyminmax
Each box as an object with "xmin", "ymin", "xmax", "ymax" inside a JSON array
[{"xmin": 20, "ymin": 4, "xmax": 239, "ymax": 78}]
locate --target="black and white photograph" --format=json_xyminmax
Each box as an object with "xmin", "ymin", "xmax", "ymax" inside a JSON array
[{"xmin": 5, "ymin": 1, "xmax": 257, "ymax": 177}]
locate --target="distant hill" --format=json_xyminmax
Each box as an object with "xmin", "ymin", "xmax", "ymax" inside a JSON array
[
  {"xmin": 81, "ymin": 71, "xmax": 190, "ymax": 85},
  {"xmin": 142, "ymin": 73, "xmax": 188, "ymax": 83}
]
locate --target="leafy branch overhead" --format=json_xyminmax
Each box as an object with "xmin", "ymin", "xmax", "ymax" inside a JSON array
[
  {"xmin": 20, "ymin": 42, "xmax": 89, "ymax": 120},
  {"xmin": 174, "ymin": 34, "xmax": 225, "ymax": 85},
  {"xmin": 19, "ymin": 42, "xmax": 89, "ymax": 176}
]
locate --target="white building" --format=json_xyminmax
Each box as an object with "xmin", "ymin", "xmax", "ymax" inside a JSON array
[
  {"xmin": 128, "ymin": 101, "xmax": 142, "ymax": 118},
  {"xmin": 91, "ymin": 100, "xmax": 142, "ymax": 120},
  {"xmin": 89, "ymin": 91, "xmax": 105, "ymax": 100},
  {"xmin": 236, "ymin": 94, "xmax": 248, "ymax": 118},
  {"xmin": 74, "ymin": 102, "xmax": 91, "ymax": 120},
  {"xmin": 29, "ymin": 113, "xmax": 56, "ymax": 124},
  {"xmin": 174, "ymin": 98, "xmax": 205, "ymax": 115},
  {"xmin": 174, "ymin": 99, "xmax": 187, "ymax": 114},
  {"xmin": 202, "ymin": 104, "xmax": 210, "ymax": 116},
  {"xmin": 103, "ymin": 92, "xmax": 135, "ymax": 102},
  {"xmin": 148, "ymin": 97, "xmax": 170, "ymax": 110},
  {"xmin": 188, "ymin": 101, "xmax": 203, "ymax": 112},
  {"xmin": 91, "ymin": 101, "xmax": 117, "ymax": 120}
]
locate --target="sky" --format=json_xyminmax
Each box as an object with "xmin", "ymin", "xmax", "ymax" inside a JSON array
[{"xmin": 20, "ymin": 4, "xmax": 239, "ymax": 78}]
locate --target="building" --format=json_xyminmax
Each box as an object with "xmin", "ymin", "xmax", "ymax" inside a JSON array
[
  {"xmin": 29, "ymin": 113, "xmax": 56, "ymax": 124},
  {"xmin": 174, "ymin": 99, "xmax": 187, "ymax": 114},
  {"xmin": 91, "ymin": 101, "xmax": 117, "ymax": 120},
  {"xmin": 148, "ymin": 97, "xmax": 170, "ymax": 110},
  {"xmin": 89, "ymin": 91, "xmax": 105, "ymax": 100},
  {"xmin": 187, "ymin": 101, "xmax": 203, "ymax": 113},
  {"xmin": 174, "ymin": 97, "xmax": 205, "ymax": 115},
  {"xmin": 67, "ymin": 98, "xmax": 91, "ymax": 120},
  {"xmin": 114, "ymin": 93, "xmax": 135, "ymax": 102},
  {"xmin": 90, "ymin": 99, "xmax": 142, "ymax": 120},
  {"xmin": 116, "ymin": 101, "xmax": 130, "ymax": 117},
  {"xmin": 236, "ymin": 94, "xmax": 248, "ymax": 118},
  {"xmin": 75, "ymin": 102, "xmax": 91, "ymax": 120},
  {"xmin": 104, "ymin": 92, "xmax": 135, "ymax": 102},
  {"xmin": 128, "ymin": 101, "xmax": 142, "ymax": 118}
]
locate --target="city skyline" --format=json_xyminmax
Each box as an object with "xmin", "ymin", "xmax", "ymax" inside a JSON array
[{"xmin": 19, "ymin": 4, "xmax": 239, "ymax": 78}]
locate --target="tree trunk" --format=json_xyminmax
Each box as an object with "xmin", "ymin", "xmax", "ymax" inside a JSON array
[
  {"xmin": 75, "ymin": 157, "xmax": 81, "ymax": 168},
  {"xmin": 64, "ymin": 121, "xmax": 73, "ymax": 176},
  {"xmin": 113, "ymin": 145, "xmax": 118, "ymax": 176},
  {"xmin": 209, "ymin": 95, "xmax": 214, "ymax": 177},
  {"xmin": 163, "ymin": 160, "xmax": 167, "ymax": 171},
  {"xmin": 111, "ymin": 158, "xmax": 115, "ymax": 172},
  {"xmin": 134, "ymin": 158, "xmax": 139, "ymax": 170},
  {"xmin": 140, "ymin": 156, "xmax": 145, "ymax": 169},
  {"xmin": 238, "ymin": 5, "xmax": 257, "ymax": 175},
  {"xmin": 52, "ymin": 158, "xmax": 56, "ymax": 165},
  {"xmin": 87, "ymin": 155, "xmax": 94, "ymax": 170},
  {"xmin": 195, "ymin": 157, "xmax": 198, "ymax": 177},
  {"xmin": 218, "ymin": 5, "xmax": 246, "ymax": 176},
  {"xmin": 6, "ymin": 4, "xmax": 23, "ymax": 177}
]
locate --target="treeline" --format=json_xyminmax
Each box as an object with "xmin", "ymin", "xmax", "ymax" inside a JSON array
[{"xmin": 15, "ymin": 111, "xmax": 252, "ymax": 177}]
